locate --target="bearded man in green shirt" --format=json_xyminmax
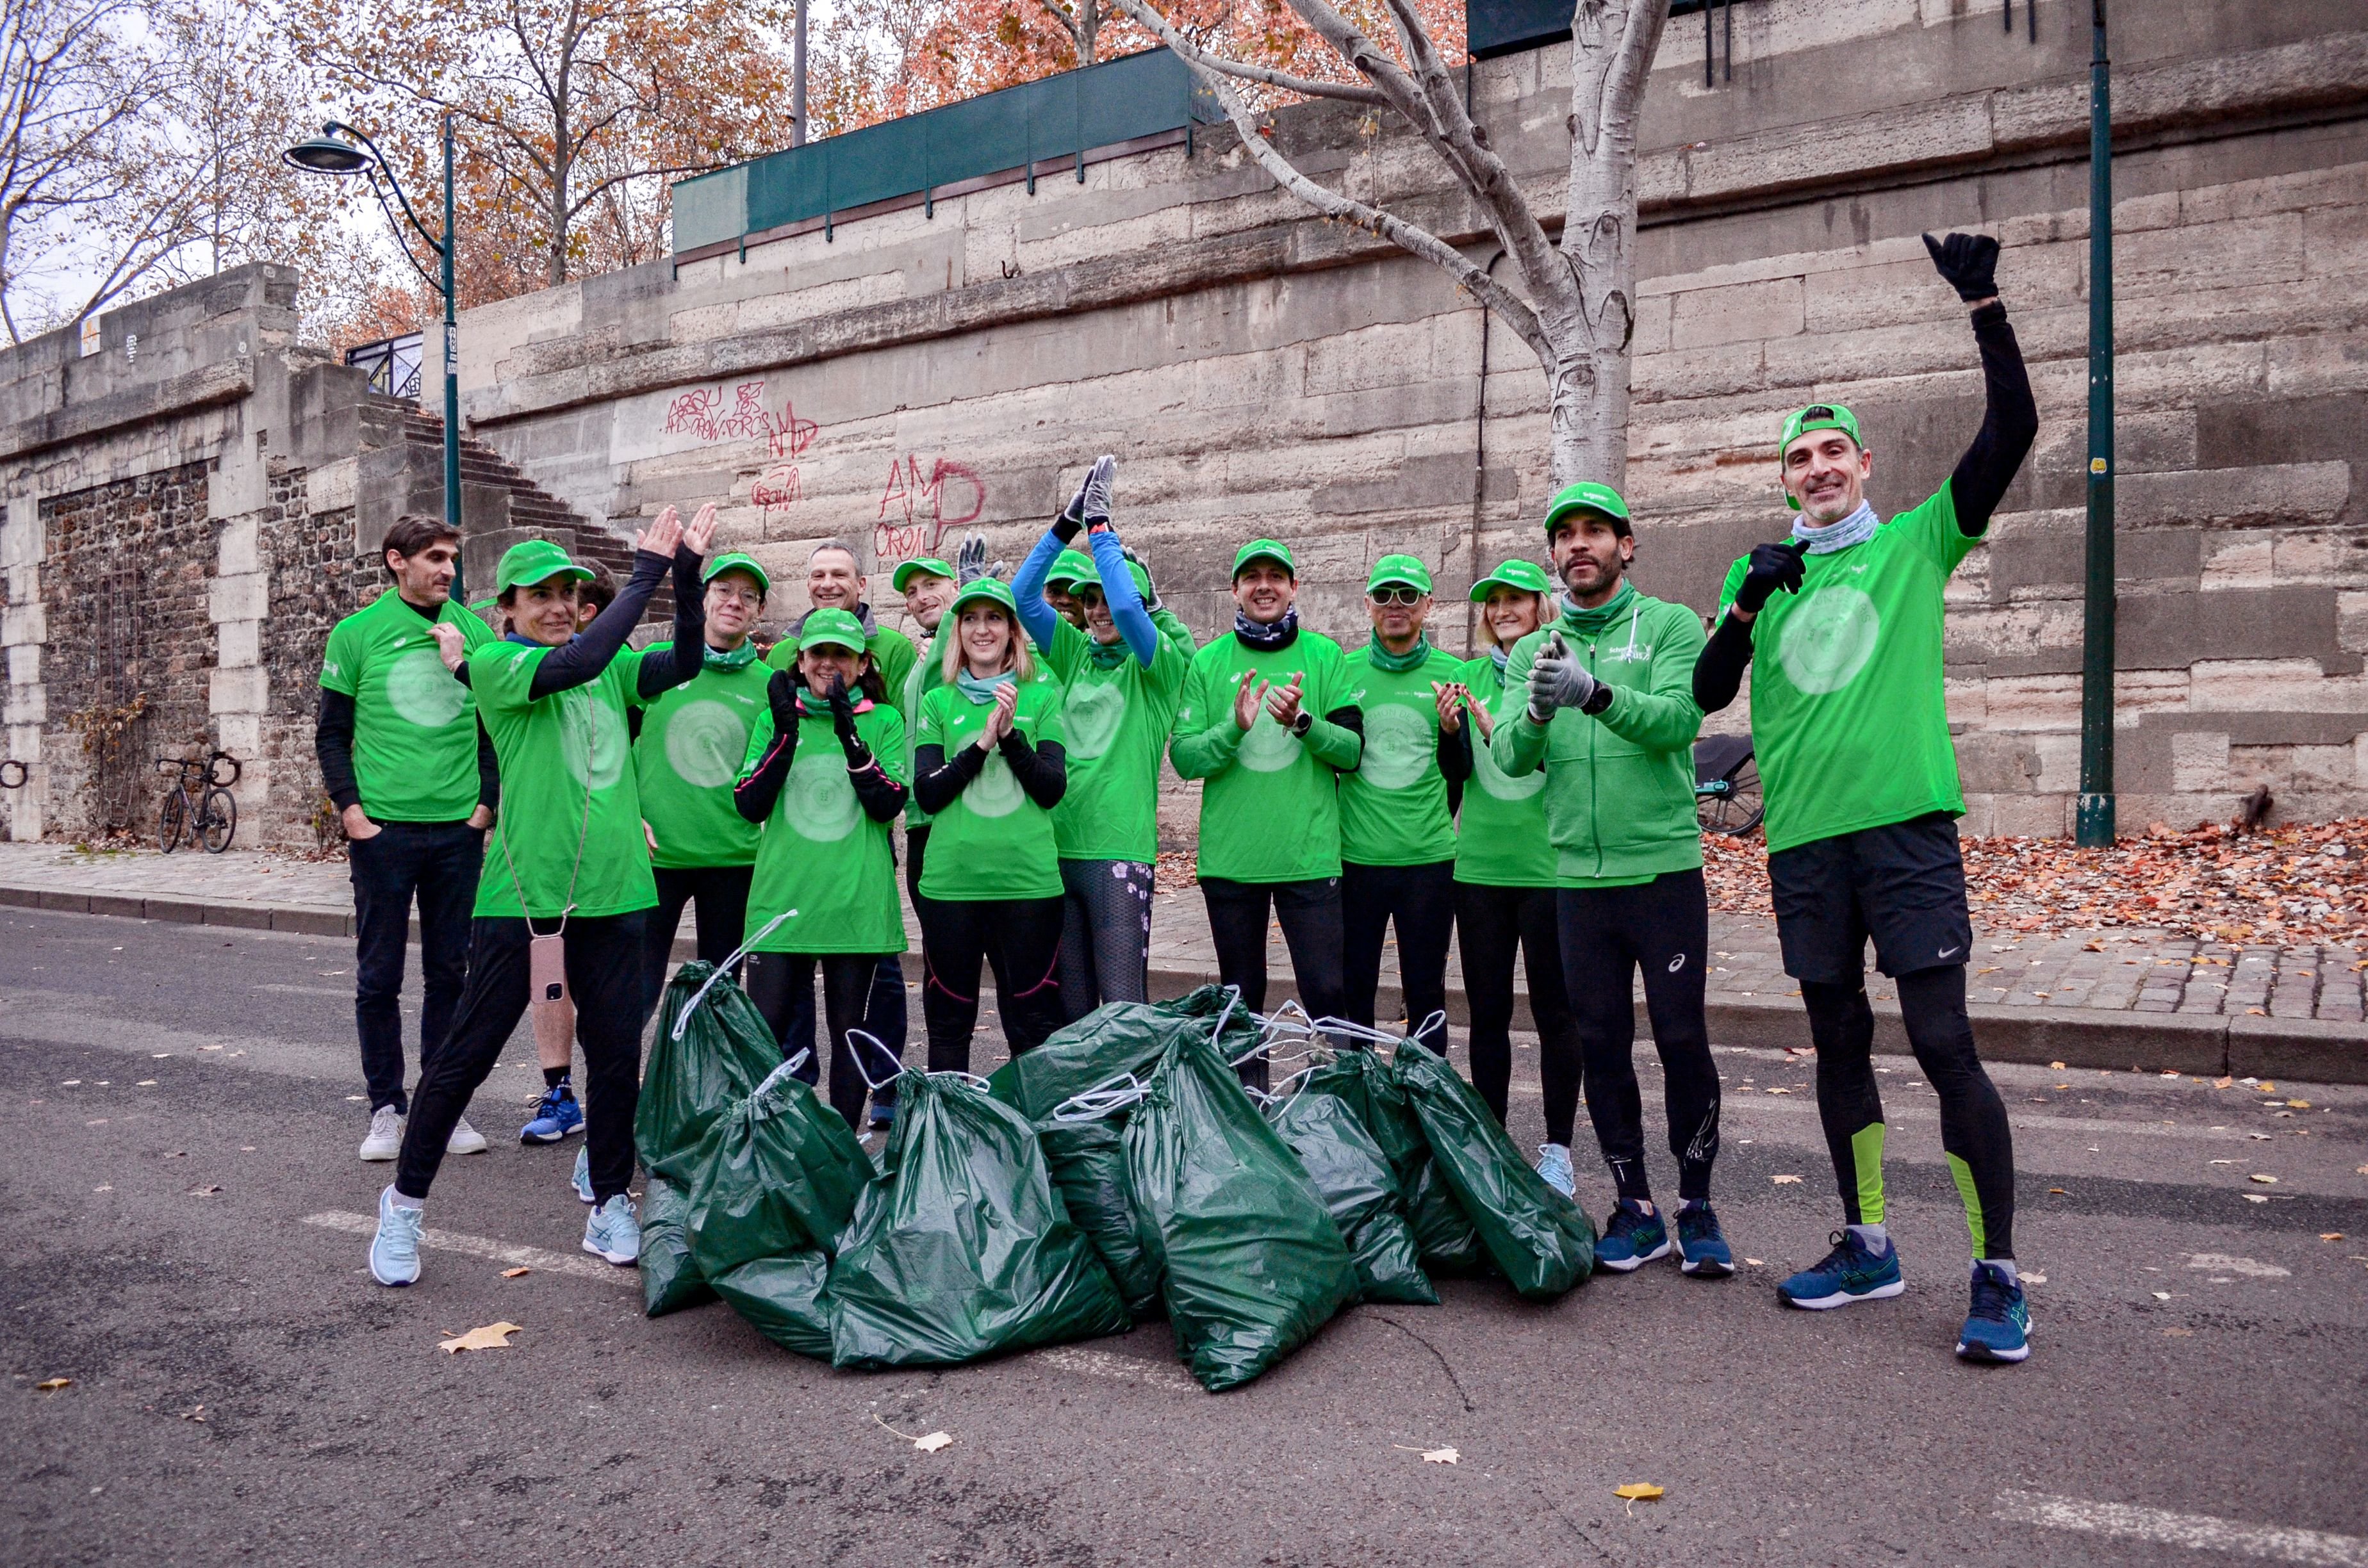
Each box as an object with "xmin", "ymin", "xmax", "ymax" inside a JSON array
[
  {"xmin": 1691, "ymin": 231, "xmax": 2039, "ymax": 1363},
  {"xmin": 1496, "ymin": 483, "xmax": 1725, "ymax": 1278}
]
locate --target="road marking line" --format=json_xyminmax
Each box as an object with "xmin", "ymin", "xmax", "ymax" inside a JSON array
[
  {"xmin": 1032, "ymin": 1344, "xmax": 1198, "ymax": 1393},
  {"xmin": 302, "ymin": 1211, "xmax": 632, "ymax": 1287},
  {"xmin": 1997, "ymin": 1490, "xmax": 2368, "ymax": 1565}
]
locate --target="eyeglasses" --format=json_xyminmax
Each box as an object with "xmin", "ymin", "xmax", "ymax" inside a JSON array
[{"xmin": 1368, "ymin": 587, "xmax": 1424, "ymax": 607}]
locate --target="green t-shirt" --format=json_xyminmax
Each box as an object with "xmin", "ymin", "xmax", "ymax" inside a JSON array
[
  {"xmin": 738, "ymin": 701, "xmax": 909, "ymax": 954},
  {"xmin": 765, "ymin": 616, "xmax": 917, "ymax": 712},
  {"xmin": 901, "ymin": 628, "xmax": 946, "ymax": 828},
  {"xmin": 318, "ymin": 591, "xmax": 495, "ymax": 822},
  {"xmin": 1337, "ymin": 642, "xmax": 1459, "ymax": 867},
  {"xmin": 628, "ymin": 646, "xmax": 769, "ymax": 870},
  {"xmin": 1039, "ymin": 619, "xmax": 1190, "ymax": 863},
  {"xmin": 1452, "ymin": 653, "xmax": 1555, "ymax": 888},
  {"xmin": 1169, "ymin": 630, "xmax": 1361, "ymax": 883},
  {"xmin": 469, "ymin": 640, "xmax": 659, "ymax": 920},
  {"xmin": 1718, "ymin": 486, "xmax": 1980, "ymax": 854},
  {"xmin": 914, "ymin": 675, "xmax": 1066, "ymax": 902}
]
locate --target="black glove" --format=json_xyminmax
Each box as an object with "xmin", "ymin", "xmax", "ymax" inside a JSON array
[
  {"xmin": 1923, "ymin": 231, "xmax": 1999, "ymax": 302},
  {"xmin": 766, "ymin": 667, "xmax": 798, "ymax": 731},
  {"xmin": 826, "ymin": 676, "xmax": 866, "ymax": 758},
  {"xmin": 1732, "ymin": 539, "xmax": 1809, "ymax": 614}
]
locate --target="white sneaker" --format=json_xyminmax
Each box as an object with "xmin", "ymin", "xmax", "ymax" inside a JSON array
[
  {"xmin": 359, "ymin": 1105, "xmax": 402, "ymax": 1161},
  {"xmin": 447, "ymin": 1115, "xmax": 489, "ymax": 1155}
]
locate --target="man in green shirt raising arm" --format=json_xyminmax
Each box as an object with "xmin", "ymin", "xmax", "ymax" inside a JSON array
[
  {"xmin": 1497, "ymin": 483, "xmax": 1725, "ymax": 1277},
  {"xmin": 1691, "ymin": 232, "xmax": 2039, "ymax": 1362},
  {"xmin": 1170, "ymin": 539, "xmax": 1363, "ymax": 1087}
]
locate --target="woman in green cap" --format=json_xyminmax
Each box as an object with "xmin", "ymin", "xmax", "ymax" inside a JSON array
[
  {"xmin": 909, "ymin": 577, "xmax": 1069, "ymax": 1071},
  {"xmin": 1450, "ymin": 560, "xmax": 1584, "ymax": 1175},
  {"xmin": 732, "ymin": 607, "xmax": 910, "ymax": 1129},
  {"xmin": 366, "ymin": 504, "xmax": 716, "ymax": 1288}
]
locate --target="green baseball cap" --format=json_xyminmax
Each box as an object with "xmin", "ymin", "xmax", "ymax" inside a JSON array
[
  {"xmin": 949, "ymin": 577, "xmax": 1019, "ymax": 617},
  {"xmin": 798, "ymin": 605, "xmax": 867, "ymax": 653},
  {"xmin": 891, "ymin": 557, "xmax": 955, "ymax": 592},
  {"xmin": 1231, "ymin": 538, "xmax": 1296, "ymax": 579},
  {"xmin": 492, "ymin": 538, "xmax": 593, "ymax": 594},
  {"xmin": 1045, "ymin": 549, "xmax": 1097, "ymax": 589},
  {"xmin": 1366, "ymin": 553, "xmax": 1433, "ymax": 594},
  {"xmin": 1543, "ymin": 481, "xmax": 1631, "ymax": 538},
  {"xmin": 1779, "ymin": 402, "xmax": 1862, "ymax": 454},
  {"xmin": 1124, "ymin": 560, "xmax": 1153, "ymax": 601},
  {"xmin": 1467, "ymin": 559, "xmax": 1554, "ymax": 601},
  {"xmin": 702, "ymin": 551, "xmax": 771, "ymax": 596}
]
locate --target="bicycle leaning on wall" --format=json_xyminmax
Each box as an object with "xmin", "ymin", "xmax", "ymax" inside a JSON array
[{"xmin": 158, "ymin": 752, "xmax": 240, "ymax": 854}]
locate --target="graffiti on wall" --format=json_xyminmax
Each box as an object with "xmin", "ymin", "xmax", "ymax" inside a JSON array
[
  {"xmin": 875, "ymin": 455, "xmax": 986, "ymax": 568},
  {"xmin": 664, "ymin": 380, "xmax": 821, "ymax": 525}
]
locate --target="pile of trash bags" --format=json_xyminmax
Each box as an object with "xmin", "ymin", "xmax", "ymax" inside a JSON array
[{"xmin": 637, "ymin": 967, "xmax": 1597, "ymax": 1392}]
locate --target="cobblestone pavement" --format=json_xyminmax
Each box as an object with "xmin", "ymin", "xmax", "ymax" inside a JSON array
[{"xmin": 6, "ymin": 842, "xmax": 2357, "ymax": 1025}]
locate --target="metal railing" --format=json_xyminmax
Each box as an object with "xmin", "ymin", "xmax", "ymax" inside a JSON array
[{"xmin": 346, "ymin": 332, "xmax": 423, "ymax": 400}]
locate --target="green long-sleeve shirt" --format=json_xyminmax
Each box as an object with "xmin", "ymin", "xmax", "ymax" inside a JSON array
[
  {"xmin": 1494, "ymin": 590, "xmax": 1707, "ymax": 888},
  {"xmin": 1170, "ymin": 629, "xmax": 1361, "ymax": 883}
]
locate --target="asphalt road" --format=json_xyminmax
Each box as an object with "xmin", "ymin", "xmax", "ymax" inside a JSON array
[{"xmin": 6, "ymin": 906, "xmax": 2367, "ymax": 1567}]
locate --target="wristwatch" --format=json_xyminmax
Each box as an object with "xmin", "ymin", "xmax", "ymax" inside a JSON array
[{"xmin": 1290, "ymin": 711, "xmax": 1314, "ymax": 740}]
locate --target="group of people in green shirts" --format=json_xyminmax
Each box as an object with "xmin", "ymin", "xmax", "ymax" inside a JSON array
[{"xmin": 337, "ymin": 232, "xmax": 2037, "ymax": 1364}]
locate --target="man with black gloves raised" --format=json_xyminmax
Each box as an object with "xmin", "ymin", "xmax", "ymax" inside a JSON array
[{"xmin": 1691, "ymin": 231, "xmax": 2039, "ymax": 1362}]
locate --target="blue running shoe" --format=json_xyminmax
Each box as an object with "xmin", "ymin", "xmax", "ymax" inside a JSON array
[
  {"xmin": 520, "ymin": 1081, "xmax": 582, "ymax": 1144},
  {"xmin": 369, "ymin": 1186, "xmax": 422, "ymax": 1287},
  {"xmin": 583, "ymin": 1194, "xmax": 641, "ymax": 1266},
  {"xmin": 1957, "ymin": 1262, "xmax": 2032, "ymax": 1363},
  {"xmin": 1534, "ymin": 1143, "xmax": 1576, "ymax": 1198},
  {"xmin": 1595, "ymin": 1199, "xmax": 1672, "ymax": 1272},
  {"xmin": 570, "ymin": 1145, "xmax": 595, "ymax": 1204},
  {"xmin": 1675, "ymin": 1200, "xmax": 1734, "ymax": 1278},
  {"xmin": 1779, "ymin": 1230, "xmax": 1904, "ymax": 1309}
]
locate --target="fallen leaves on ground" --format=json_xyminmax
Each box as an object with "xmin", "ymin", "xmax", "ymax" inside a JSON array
[
  {"xmin": 500, "ymin": 1267, "xmax": 531, "ymax": 1278},
  {"xmin": 872, "ymin": 1413, "xmax": 952, "ymax": 1452},
  {"xmin": 35, "ymin": 1378, "xmax": 71, "ymax": 1391},
  {"xmin": 1614, "ymin": 1483, "xmax": 1665, "ymax": 1503},
  {"xmin": 2322, "ymin": 1233, "xmax": 2346, "ymax": 1242},
  {"xmin": 1770, "ymin": 1174, "xmax": 1803, "ymax": 1185},
  {"xmin": 1394, "ymin": 1444, "xmax": 1459, "ymax": 1464},
  {"xmin": 438, "ymin": 1322, "xmax": 522, "ymax": 1353}
]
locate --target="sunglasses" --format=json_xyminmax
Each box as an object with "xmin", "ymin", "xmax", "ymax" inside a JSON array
[{"xmin": 1368, "ymin": 586, "xmax": 1424, "ymax": 607}]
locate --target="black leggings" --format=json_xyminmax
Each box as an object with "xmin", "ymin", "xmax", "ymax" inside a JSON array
[
  {"xmin": 1057, "ymin": 858, "xmax": 1155, "ymax": 1020},
  {"xmin": 917, "ymin": 894, "xmax": 1067, "ymax": 1074},
  {"xmin": 746, "ymin": 951, "xmax": 896, "ymax": 1131},
  {"xmin": 1199, "ymin": 876, "xmax": 1346, "ymax": 1090},
  {"xmin": 397, "ymin": 912, "xmax": 646, "ymax": 1205},
  {"xmin": 1805, "ymin": 965, "xmax": 2016, "ymax": 1259},
  {"xmin": 1341, "ymin": 860, "xmax": 1456, "ymax": 1054},
  {"xmin": 1454, "ymin": 880, "xmax": 1583, "ymax": 1144},
  {"xmin": 639, "ymin": 863, "xmax": 753, "ymax": 1022},
  {"xmin": 1559, "ymin": 871, "xmax": 1719, "ymax": 1204}
]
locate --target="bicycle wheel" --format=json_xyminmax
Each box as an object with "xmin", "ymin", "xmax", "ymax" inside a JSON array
[
  {"xmin": 1700, "ymin": 757, "xmax": 1764, "ymax": 837},
  {"xmin": 159, "ymin": 789, "xmax": 186, "ymax": 853},
  {"xmin": 200, "ymin": 788, "xmax": 238, "ymax": 853}
]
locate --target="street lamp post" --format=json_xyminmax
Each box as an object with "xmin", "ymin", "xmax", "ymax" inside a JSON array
[
  {"xmin": 2076, "ymin": 0, "xmax": 2116, "ymax": 847},
  {"xmin": 284, "ymin": 113, "xmax": 465, "ymax": 597}
]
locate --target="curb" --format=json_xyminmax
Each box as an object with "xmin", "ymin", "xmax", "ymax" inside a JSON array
[{"xmin": 6, "ymin": 882, "xmax": 2360, "ymax": 1084}]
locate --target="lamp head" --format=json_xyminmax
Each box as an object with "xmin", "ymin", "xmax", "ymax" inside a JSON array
[{"xmin": 283, "ymin": 125, "xmax": 371, "ymax": 176}]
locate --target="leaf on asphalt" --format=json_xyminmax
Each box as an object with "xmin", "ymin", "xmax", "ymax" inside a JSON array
[
  {"xmin": 2259, "ymin": 1082, "xmax": 2277, "ymax": 1092},
  {"xmin": 2287, "ymin": 1100, "xmax": 2311, "ymax": 1109},
  {"xmin": 2050, "ymin": 1061, "xmax": 2066, "ymax": 1071},
  {"xmin": 1613, "ymin": 1483, "xmax": 1665, "ymax": 1502},
  {"xmin": 2210, "ymin": 1159, "xmax": 2235, "ymax": 1164},
  {"xmin": 2048, "ymin": 1188, "xmax": 2068, "ymax": 1195},
  {"xmin": 2023, "ymin": 1272, "xmax": 2046, "ymax": 1284},
  {"xmin": 35, "ymin": 1378, "xmax": 71, "ymax": 1391},
  {"xmin": 2243, "ymin": 1194, "xmax": 2270, "ymax": 1204},
  {"xmin": 2151, "ymin": 1291, "xmax": 2171, "ymax": 1300},
  {"xmin": 914, "ymin": 1432, "xmax": 953, "ymax": 1453},
  {"xmin": 2214, "ymin": 1077, "xmax": 2234, "ymax": 1088},
  {"xmin": 1771, "ymin": 1174, "xmax": 1803, "ymax": 1185},
  {"xmin": 2358, "ymin": 1164, "xmax": 2368, "ymax": 1176},
  {"xmin": 1422, "ymin": 1447, "xmax": 1459, "ymax": 1464},
  {"xmin": 178, "ymin": 1405, "xmax": 206, "ymax": 1423},
  {"xmin": 135, "ymin": 1080, "xmax": 157, "ymax": 1087},
  {"xmin": 1766, "ymin": 1086, "xmax": 1792, "ymax": 1095},
  {"xmin": 2163, "ymin": 1328, "xmax": 2192, "ymax": 1337},
  {"xmin": 500, "ymin": 1267, "xmax": 531, "ymax": 1278},
  {"xmin": 438, "ymin": 1322, "xmax": 522, "ymax": 1353},
  {"xmin": 188, "ymin": 1184, "xmax": 221, "ymax": 1196},
  {"xmin": 1744, "ymin": 1258, "xmax": 1764, "ymax": 1266},
  {"xmin": 2321, "ymin": 1233, "xmax": 2345, "ymax": 1242},
  {"xmin": 2249, "ymin": 1174, "xmax": 2278, "ymax": 1184}
]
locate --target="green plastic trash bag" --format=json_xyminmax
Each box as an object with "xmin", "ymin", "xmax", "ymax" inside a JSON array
[
  {"xmin": 1125, "ymin": 1037, "xmax": 1360, "ymax": 1392},
  {"xmin": 637, "ymin": 961, "xmax": 788, "ymax": 1184},
  {"xmin": 684, "ymin": 1059, "xmax": 873, "ymax": 1282},
  {"xmin": 638, "ymin": 1173, "xmax": 714, "ymax": 1318},
  {"xmin": 1392, "ymin": 1042, "xmax": 1595, "ymax": 1300},
  {"xmin": 710, "ymin": 1252, "xmax": 833, "ymax": 1358},
  {"xmin": 1037, "ymin": 1117, "xmax": 1163, "ymax": 1319},
  {"xmin": 990, "ymin": 984, "xmax": 1260, "ymax": 1122},
  {"xmin": 1265, "ymin": 1089, "xmax": 1436, "ymax": 1306},
  {"xmin": 1301, "ymin": 1048, "xmax": 1486, "ymax": 1277},
  {"xmin": 826, "ymin": 1071, "xmax": 1131, "ymax": 1368}
]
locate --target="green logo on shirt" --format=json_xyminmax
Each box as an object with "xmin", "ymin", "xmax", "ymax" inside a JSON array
[
  {"xmin": 1474, "ymin": 700, "xmax": 1545, "ymax": 801},
  {"xmin": 1359, "ymin": 703, "xmax": 1432, "ymax": 791},
  {"xmin": 1777, "ymin": 584, "xmax": 1881, "ymax": 696},
  {"xmin": 784, "ymin": 749, "xmax": 860, "ymax": 841},
  {"xmin": 1062, "ymin": 680, "xmax": 1125, "ymax": 760},
  {"xmin": 385, "ymin": 645, "xmax": 468, "ymax": 729},
  {"xmin": 663, "ymin": 699, "xmax": 749, "ymax": 789},
  {"xmin": 558, "ymin": 689, "xmax": 627, "ymax": 791},
  {"xmin": 1236, "ymin": 711, "xmax": 1299, "ymax": 773},
  {"xmin": 966, "ymin": 749, "xmax": 1026, "ymax": 817}
]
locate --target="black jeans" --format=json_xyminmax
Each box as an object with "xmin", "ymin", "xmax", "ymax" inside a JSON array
[
  {"xmin": 397, "ymin": 911, "xmax": 646, "ymax": 1205},
  {"xmin": 1340, "ymin": 860, "xmax": 1456, "ymax": 1054},
  {"xmin": 639, "ymin": 863, "xmax": 753, "ymax": 1022},
  {"xmin": 917, "ymin": 894, "xmax": 1067, "ymax": 1074},
  {"xmin": 1199, "ymin": 876, "xmax": 1345, "ymax": 1091},
  {"xmin": 1454, "ymin": 880, "xmax": 1583, "ymax": 1145},
  {"xmin": 746, "ymin": 951, "xmax": 898, "ymax": 1131},
  {"xmin": 347, "ymin": 821, "xmax": 482, "ymax": 1115},
  {"xmin": 1559, "ymin": 870, "xmax": 1719, "ymax": 1205},
  {"xmin": 779, "ymin": 956, "xmax": 909, "ymax": 1109}
]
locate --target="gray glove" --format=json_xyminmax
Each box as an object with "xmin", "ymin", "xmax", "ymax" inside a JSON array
[
  {"xmin": 956, "ymin": 534, "xmax": 988, "ymax": 585},
  {"xmin": 1060, "ymin": 453, "xmax": 1117, "ymax": 530},
  {"xmin": 1119, "ymin": 543, "xmax": 1162, "ymax": 610},
  {"xmin": 1527, "ymin": 633, "xmax": 1599, "ymax": 721}
]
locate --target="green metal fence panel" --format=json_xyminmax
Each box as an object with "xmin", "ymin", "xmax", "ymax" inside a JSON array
[{"xmin": 672, "ymin": 49, "xmax": 1222, "ymax": 254}]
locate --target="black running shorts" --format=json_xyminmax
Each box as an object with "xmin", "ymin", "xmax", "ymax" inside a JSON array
[{"xmin": 1766, "ymin": 812, "xmax": 1974, "ymax": 984}]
